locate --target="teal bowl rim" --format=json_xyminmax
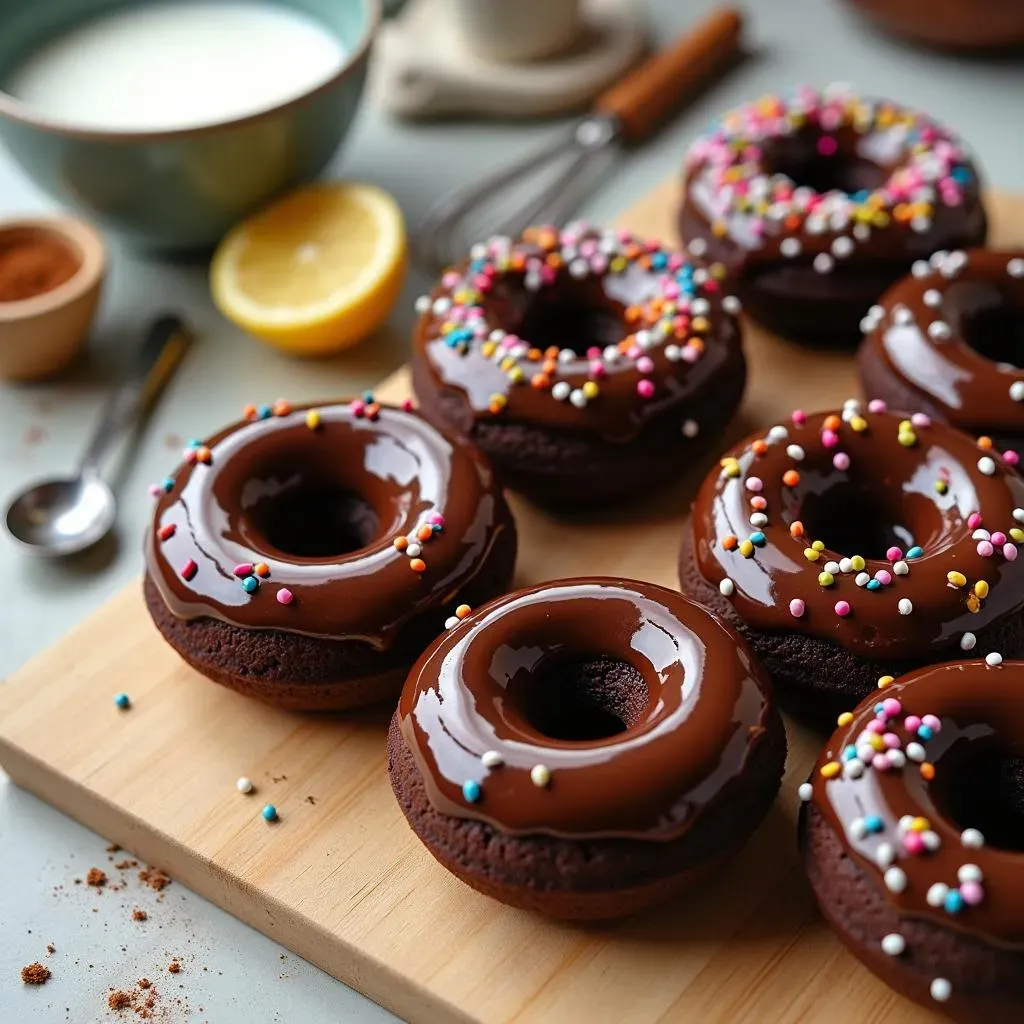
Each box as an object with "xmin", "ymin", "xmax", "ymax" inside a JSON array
[{"xmin": 0, "ymin": 0, "xmax": 380, "ymax": 142}]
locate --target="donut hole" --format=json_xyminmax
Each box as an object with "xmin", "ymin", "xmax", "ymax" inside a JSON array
[
  {"xmin": 947, "ymin": 279, "xmax": 1024, "ymax": 369},
  {"xmin": 256, "ymin": 485, "xmax": 380, "ymax": 558},
  {"xmin": 763, "ymin": 129, "xmax": 889, "ymax": 196},
  {"xmin": 795, "ymin": 482, "xmax": 938, "ymax": 559},
  {"xmin": 936, "ymin": 742, "xmax": 1024, "ymax": 852},
  {"xmin": 514, "ymin": 655, "xmax": 649, "ymax": 742}
]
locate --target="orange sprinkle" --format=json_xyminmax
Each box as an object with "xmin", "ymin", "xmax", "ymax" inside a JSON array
[
  {"xmin": 722, "ymin": 534, "xmax": 738, "ymax": 551},
  {"xmin": 531, "ymin": 373, "xmax": 550, "ymax": 390},
  {"xmin": 920, "ymin": 762, "xmax": 935, "ymax": 781},
  {"xmin": 752, "ymin": 439, "xmax": 769, "ymax": 457},
  {"xmin": 526, "ymin": 348, "xmax": 543, "ymax": 361},
  {"xmin": 545, "ymin": 253, "xmax": 563, "ymax": 269},
  {"xmin": 783, "ymin": 470, "xmax": 800, "ymax": 487},
  {"xmin": 393, "ymin": 536, "xmax": 409, "ymax": 552},
  {"xmin": 978, "ymin": 435, "xmax": 993, "ymax": 450},
  {"xmin": 243, "ymin": 404, "xmax": 257, "ymax": 421},
  {"xmin": 273, "ymin": 399, "xmax": 292, "ymax": 416},
  {"xmin": 416, "ymin": 525, "xmax": 433, "ymax": 542},
  {"xmin": 365, "ymin": 402, "xmax": 380, "ymax": 419},
  {"xmin": 823, "ymin": 415, "xmax": 842, "ymax": 431},
  {"xmin": 790, "ymin": 521, "xmax": 805, "ymax": 537},
  {"xmin": 784, "ymin": 214, "xmax": 802, "ymax": 231},
  {"xmin": 624, "ymin": 306, "xmax": 642, "ymax": 324},
  {"xmin": 409, "ymin": 558, "xmax": 427, "ymax": 573},
  {"xmin": 542, "ymin": 359, "xmax": 557, "ymax": 375},
  {"xmin": 254, "ymin": 562, "xmax": 270, "ymax": 577},
  {"xmin": 544, "ymin": 346, "xmax": 560, "ymax": 359},
  {"xmin": 510, "ymin": 253, "xmax": 526, "ymax": 271}
]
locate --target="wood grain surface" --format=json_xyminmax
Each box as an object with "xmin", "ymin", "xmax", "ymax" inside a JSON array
[{"xmin": 2, "ymin": 185, "xmax": 1021, "ymax": 1024}]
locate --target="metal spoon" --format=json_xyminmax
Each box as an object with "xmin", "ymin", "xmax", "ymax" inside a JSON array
[{"xmin": 4, "ymin": 314, "xmax": 192, "ymax": 557}]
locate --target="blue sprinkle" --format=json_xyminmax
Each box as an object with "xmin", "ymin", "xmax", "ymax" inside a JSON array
[
  {"xmin": 852, "ymin": 190, "xmax": 870, "ymax": 203},
  {"xmin": 907, "ymin": 546, "xmax": 924, "ymax": 559},
  {"xmin": 462, "ymin": 780, "xmax": 482, "ymax": 803},
  {"xmin": 750, "ymin": 531, "xmax": 767, "ymax": 546},
  {"xmin": 917, "ymin": 725, "xmax": 934, "ymax": 741},
  {"xmin": 258, "ymin": 404, "xmax": 272, "ymax": 420},
  {"xmin": 162, "ymin": 477, "xmax": 174, "ymax": 492},
  {"xmin": 241, "ymin": 575, "xmax": 259, "ymax": 594},
  {"xmin": 864, "ymin": 815, "xmax": 884, "ymax": 833},
  {"xmin": 651, "ymin": 252, "xmax": 668, "ymax": 270},
  {"xmin": 261, "ymin": 804, "xmax": 278, "ymax": 822},
  {"xmin": 187, "ymin": 438, "xmax": 202, "ymax": 449},
  {"xmin": 842, "ymin": 744, "xmax": 858, "ymax": 761},
  {"xmin": 951, "ymin": 167, "xmax": 971, "ymax": 184},
  {"xmin": 874, "ymin": 703, "xmax": 885, "ymax": 715},
  {"xmin": 866, "ymin": 579, "xmax": 882, "ymax": 591},
  {"xmin": 431, "ymin": 523, "xmax": 443, "ymax": 534},
  {"xmin": 944, "ymin": 890, "xmax": 964, "ymax": 914},
  {"xmin": 114, "ymin": 692, "xmax": 130, "ymax": 710},
  {"xmin": 362, "ymin": 390, "xmax": 375, "ymax": 403}
]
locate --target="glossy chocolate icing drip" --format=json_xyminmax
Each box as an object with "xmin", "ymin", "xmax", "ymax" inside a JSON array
[
  {"xmin": 145, "ymin": 404, "xmax": 511, "ymax": 648},
  {"xmin": 864, "ymin": 250, "xmax": 1024, "ymax": 435},
  {"xmin": 691, "ymin": 408, "xmax": 1024, "ymax": 659},
  {"xmin": 398, "ymin": 578, "xmax": 775, "ymax": 840},
  {"xmin": 412, "ymin": 227, "xmax": 743, "ymax": 444},
  {"xmin": 810, "ymin": 660, "xmax": 1024, "ymax": 948}
]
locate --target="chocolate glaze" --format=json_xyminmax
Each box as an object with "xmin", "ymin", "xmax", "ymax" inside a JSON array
[
  {"xmin": 845, "ymin": 0, "xmax": 1024, "ymax": 51},
  {"xmin": 411, "ymin": 227, "xmax": 743, "ymax": 444},
  {"xmin": 145, "ymin": 404, "xmax": 513, "ymax": 648},
  {"xmin": 809, "ymin": 660, "xmax": 1024, "ymax": 948},
  {"xmin": 398, "ymin": 578, "xmax": 776, "ymax": 840},
  {"xmin": 863, "ymin": 250, "xmax": 1024, "ymax": 436},
  {"xmin": 690, "ymin": 407, "xmax": 1024, "ymax": 659}
]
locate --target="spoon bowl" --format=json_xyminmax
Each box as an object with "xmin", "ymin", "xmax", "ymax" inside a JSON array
[{"xmin": 4, "ymin": 473, "xmax": 115, "ymax": 556}]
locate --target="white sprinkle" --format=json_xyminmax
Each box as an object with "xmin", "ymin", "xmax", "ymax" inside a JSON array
[
  {"xmin": 898, "ymin": 598, "xmax": 913, "ymax": 615},
  {"xmin": 844, "ymin": 758, "xmax": 865, "ymax": 779},
  {"xmin": 530, "ymin": 764, "xmax": 551, "ymax": 787},
  {"xmin": 960, "ymin": 632, "xmax": 977, "ymax": 651},
  {"xmin": 911, "ymin": 260, "xmax": 931, "ymax": 278},
  {"xmin": 664, "ymin": 344, "xmax": 682, "ymax": 362},
  {"xmin": 961, "ymin": 828, "xmax": 985, "ymax": 848},
  {"xmin": 911, "ymin": 216, "xmax": 931, "ymax": 234},
  {"xmin": 923, "ymin": 288, "xmax": 943, "ymax": 308},
  {"xmin": 786, "ymin": 444, "xmax": 805, "ymax": 461},
  {"xmin": 682, "ymin": 418, "xmax": 699, "ymax": 438},
  {"xmin": 813, "ymin": 253, "xmax": 834, "ymax": 274},
  {"xmin": 768, "ymin": 425, "xmax": 789, "ymax": 442},
  {"xmin": 831, "ymin": 236, "xmax": 854, "ymax": 258},
  {"xmin": 1008, "ymin": 257, "xmax": 1024, "ymax": 278},
  {"xmin": 927, "ymin": 882, "xmax": 949, "ymax": 907},
  {"xmin": 906, "ymin": 742, "xmax": 926, "ymax": 762},
  {"xmin": 569, "ymin": 389, "xmax": 587, "ymax": 409},
  {"xmin": 973, "ymin": 529, "xmax": 991, "ymax": 541},
  {"xmin": 884, "ymin": 866, "xmax": 907, "ymax": 893},
  {"xmin": 893, "ymin": 560, "xmax": 909, "ymax": 575},
  {"xmin": 857, "ymin": 743, "xmax": 876, "ymax": 763},
  {"xmin": 824, "ymin": 561, "xmax": 841, "ymax": 575},
  {"xmin": 922, "ymin": 830, "xmax": 941, "ymax": 852},
  {"xmin": 978, "ymin": 456, "xmax": 997, "ymax": 475},
  {"xmin": 557, "ymin": 348, "xmax": 575, "ymax": 363},
  {"xmin": 414, "ymin": 295, "xmax": 431, "ymax": 313},
  {"xmin": 839, "ymin": 558, "xmax": 853, "ymax": 574},
  {"xmin": 798, "ymin": 782, "xmax": 813, "ymax": 802},
  {"xmin": 722, "ymin": 295, "xmax": 742, "ymax": 315},
  {"xmin": 780, "ymin": 237, "xmax": 802, "ymax": 258},
  {"xmin": 444, "ymin": 615, "xmax": 459, "ymax": 629},
  {"xmin": 719, "ymin": 578, "xmax": 735, "ymax": 597},
  {"xmin": 898, "ymin": 815, "xmax": 915, "ymax": 831},
  {"xmin": 481, "ymin": 750, "xmax": 503, "ymax": 768},
  {"xmin": 887, "ymin": 749, "xmax": 906, "ymax": 769},
  {"xmin": 236, "ymin": 777, "xmax": 253, "ymax": 794},
  {"xmin": 931, "ymin": 250, "xmax": 949, "ymax": 268},
  {"xmin": 1015, "ymin": 508, "xmax": 1024, "ymax": 524},
  {"xmin": 927, "ymin": 320, "xmax": 952, "ymax": 340},
  {"xmin": 930, "ymin": 979, "xmax": 952, "ymax": 1003},
  {"xmin": 432, "ymin": 297, "xmax": 451, "ymax": 316},
  {"xmin": 859, "ymin": 315, "xmax": 879, "ymax": 334},
  {"xmin": 749, "ymin": 513, "xmax": 768, "ymax": 528},
  {"xmin": 958, "ymin": 863, "xmax": 983, "ymax": 884},
  {"xmin": 1010, "ymin": 381, "xmax": 1024, "ymax": 403},
  {"xmin": 893, "ymin": 306, "xmax": 914, "ymax": 326},
  {"xmin": 867, "ymin": 304, "xmax": 885, "ymax": 319},
  {"xmin": 986, "ymin": 651, "xmax": 1003, "ymax": 667},
  {"xmin": 855, "ymin": 572, "xmax": 871, "ymax": 587},
  {"xmin": 881, "ymin": 933, "xmax": 906, "ymax": 956},
  {"xmin": 853, "ymin": 222, "xmax": 871, "ymax": 241},
  {"xmin": 850, "ymin": 818, "xmax": 868, "ymax": 840},
  {"xmin": 552, "ymin": 381, "xmax": 571, "ymax": 401},
  {"xmin": 406, "ymin": 542, "xmax": 422, "ymax": 558},
  {"xmin": 876, "ymin": 842, "xmax": 895, "ymax": 869},
  {"xmin": 687, "ymin": 238, "xmax": 708, "ymax": 257}
]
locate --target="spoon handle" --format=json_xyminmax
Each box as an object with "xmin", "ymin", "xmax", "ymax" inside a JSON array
[{"xmin": 79, "ymin": 315, "xmax": 193, "ymax": 477}]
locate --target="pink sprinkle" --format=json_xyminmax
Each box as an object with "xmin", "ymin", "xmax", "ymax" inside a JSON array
[
  {"xmin": 1004, "ymin": 449, "xmax": 1020, "ymax": 466},
  {"xmin": 911, "ymin": 413, "xmax": 931, "ymax": 428},
  {"xmin": 636, "ymin": 379, "xmax": 655, "ymax": 399},
  {"xmin": 821, "ymin": 429, "xmax": 839, "ymax": 449},
  {"xmin": 181, "ymin": 559, "xmax": 198, "ymax": 581},
  {"xmin": 835, "ymin": 600, "xmax": 851, "ymax": 617},
  {"xmin": 991, "ymin": 531, "xmax": 1007, "ymax": 546},
  {"xmin": 745, "ymin": 479, "xmax": 763, "ymax": 495},
  {"xmin": 184, "ymin": 449, "xmax": 198, "ymax": 465},
  {"xmin": 233, "ymin": 563, "xmax": 253, "ymax": 577},
  {"xmin": 789, "ymin": 598, "xmax": 805, "ymax": 618},
  {"xmin": 967, "ymin": 513, "xmax": 982, "ymax": 530},
  {"xmin": 276, "ymin": 588, "xmax": 294, "ymax": 606},
  {"xmin": 867, "ymin": 399, "xmax": 887, "ymax": 413},
  {"xmin": 636, "ymin": 356, "xmax": 655, "ymax": 374},
  {"xmin": 428, "ymin": 513, "xmax": 445, "ymax": 526},
  {"xmin": 816, "ymin": 135, "xmax": 838, "ymax": 156},
  {"xmin": 351, "ymin": 400, "xmax": 366, "ymax": 417},
  {"xmin": 750, "ymin": 495, "xmax": 768, "ymax": 510},
  {"xmin": 441, "ymin": 271, "xmax": 460, "ymax": 289},
  {"xmin": 904, "ymin": 715, "xmax": 922, "ymax": 733},
  {"xmin": 401, "ymin": 398, "xmax": 414, "ymax": 411},
  {"xmin": 589, "ymin": 361, "xmax": 606, "ymax": 378},
  {"xmin": 832, "ymin": 452, "xmax": 850, "ymax": 471},
  {"xmin": 960, "ymin": 882, "xmax": 984, "ymax": 906},
  {"xmin": 875, "ymin": 570, "xmax": 893, "ymax": 586},
  {"xmin": 883, "ymin": 732, "xmax": 901, "ymax": 749},
  {"xmin": 1005, "ymin": 543, "xmax": 1018, "ymax": 560},
  {"xmin": 866, "ymin": 719, "xmax": 886, "ymax": 734},
  {"xmin": 872, "ymin": 753, "xmax": 890, "ymax": 771},
  {"xmin": 977, "ymin": 541, "xmax": 994, "ymax": 557},
  {"xmin": 586, "ymin": 346, "xmax": 602, "ymax": 359},
  {"xmin": 681, "ymin": 346, "xmax": 701, "ymax": 364},
  {"xmin": 792, "ymin": 409, "xmax": 807, "ymax": 425},
  {"xmin": 903, "ymin": 833, "xmax": 925, "ymax": 855},
  {"xmin": 921, "ymin": 714, "xmax": 942, "ymax": 732},
  {"xmin": 886, "ymin": 546, "xmax": 903, "ymax": 562},
  {"xmin": 148, "ymin": 484, "xmax": 163, "ymax": 497},
  {"xmin": 882, "ymin": 698, "xmax": 902, "ymax": 718}
]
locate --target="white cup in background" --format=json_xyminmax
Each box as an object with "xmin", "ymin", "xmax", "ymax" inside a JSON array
[{"xmin": 449, "ymin": 0, "xmax": 583, "ymax": 62}]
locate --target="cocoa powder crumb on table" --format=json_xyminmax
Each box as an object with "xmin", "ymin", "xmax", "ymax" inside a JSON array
[
  {"xmin": 131, "ymin": 908, "xmax": 148, "ymax": 922},
  {"xmin": 46, "ymin": 943, "xmax": 56, "ymax": 954},
  {"xmin": 108, "ymin": 990, "xmax": 132, "ymax": 1010},
  {"xmin": 21, "ymin": 962, "xmax": 51, "ymax": 985},
  {"xmin": 138, "ymin": 978, "xmax": 151, "ymax": 990},
  {"xmin": 86, "ymin": 867, "xmax": 107, "ymax": 887},
  {"xmin": 168, "ymin": 960, "xmax": 181, "ymax": 974},
  {"xmin": 138, "ymin": 868, "xmax": 171, "ymax": 892}
]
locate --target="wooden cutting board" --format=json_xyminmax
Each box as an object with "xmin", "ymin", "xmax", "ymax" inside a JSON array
[{"xmin": 2, "ymin": 184, "xmax": 1022, "ymax": 1024}]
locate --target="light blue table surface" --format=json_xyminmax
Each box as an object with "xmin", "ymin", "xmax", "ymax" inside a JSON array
[{"xmin": 2, "ymin": 1, "xmax": 1022, "ymax": 1021}]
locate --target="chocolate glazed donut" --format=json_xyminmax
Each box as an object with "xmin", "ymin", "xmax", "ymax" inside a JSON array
[
  {"xmin": 679, "ymin": 85, "xmax": 987, "ymax": 345},
  {"xmin": 678, "ymin": 403, "xmax": 1024, "ymax": 724},
  {"xmin": 411, "ymin": 224, "xmax": 746, "ymax": 506},
  {"xmin": 801, "ymin": 661, "xmax": 1024, "ymax": 1022},
  {"xmin": 389, "ymin": 578, "xmax": 786, "ymax": 919},
  {"xmin": 859, "ymin": 250, "xmax": 1024, "ymax": 451},
  {"xmin": 843, "ymin": 0, "xmax": 1024, "ymax": 51},
  {"xmin": 144, "ymin": 399, "xmax": 517, "ymax": 711}
]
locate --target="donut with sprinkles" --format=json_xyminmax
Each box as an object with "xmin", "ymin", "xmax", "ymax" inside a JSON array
[
  {"xmin": 801, "ymin": 659, "xmax": 1024, "ymax": 1021},
  {"xmin": 411, "ymin": 222, "xmax": 746, "ymax": 505},
  {"xmin": 679, "ymin": 84, "xmax": 987, "ymax": 345},
  {"xmin": 859, "ymin": 249, "xmax": 1024, "ymax": 450},
  {"xmin": 678, "ymin": 399, "xmax": 1024, "ymax": 723}
]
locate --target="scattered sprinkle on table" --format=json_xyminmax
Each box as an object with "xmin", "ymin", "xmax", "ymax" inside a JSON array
[
  {"xmin": 262, "ymin": 804, "xmax": 279, "ymax": 822},
  {"xmin": 113, "ymin": 692, "xmax": 130, "ymax": 710},
  {"xmin": 236, "ymin": 777, "xmax": 253, "ymax": 794}
]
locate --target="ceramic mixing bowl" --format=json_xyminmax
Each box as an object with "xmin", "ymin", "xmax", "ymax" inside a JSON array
[{"xmin": 0, "ymin": 0, "xmax": 379, "ymax": 250}]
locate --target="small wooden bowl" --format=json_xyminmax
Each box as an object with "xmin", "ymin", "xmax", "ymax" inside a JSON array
[{"xmin": 0, "ymin": 216, "xmax": 106, "ymax": 381}]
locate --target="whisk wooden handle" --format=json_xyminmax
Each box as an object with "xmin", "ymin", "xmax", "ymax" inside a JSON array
[{"xmin": 593, "ymin": 7, "xmax": 744, "ymax": 145}]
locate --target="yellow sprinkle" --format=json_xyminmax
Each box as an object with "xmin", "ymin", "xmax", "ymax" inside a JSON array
[
  {"xmin": 967, "ymin": 593, "xmax": 981, "ymax": 613},
  {"xmin": 910, "ymin": 816, "xmax": 930, "ymax": 833},
  {"xmin": 1011, "ymin": 528, "xmax": 1024, "ymax": 543},
  {"xmin": 481, "ymin": 342, "xmax": 497, "ymax": 358},
  {"xmin": 849, "ymin": 416, "xmax": 868, "ymax": 432},
  {"xmin": 723, "ymin": 463, "xmax": 741, "ymax": 478},
  {"xmin": 898, "ymin": 431, "xmax": 917, "ymax": 447},
  {"xmin": 869, "ymin": 734, "xmax": 885, "ymax": 752},
  {"xmin": 935, "ymin": 480, "xmax": 948, "ymax": 495},
  {"xmin": 820, "ymin": 762, "xmax": 841, "ymax": 779},
  {"xmin": 710, "ymin": 262, "xmax": 727, "ymax": 279},
  {"xmin": 609, "ymin": 256, "xmax": 627, "ymax": 273},
  {"xmin": 582, "ymin": 381, "xmax": 599, "ymax": 399},
  {"xmin": 739, "ymin": 539, "xmax": 755, "ymax": 558},
  {"xmin": 499, "ymin": 357, "xmax": 516, "ymax": 371},
  {"xmin": 974, "ymin": 580, "xmax": 990, "ymax": 599},
  {"xmin": 877, "ymin": 674, "xmax": 895, "ymax": 689},
  {"xmin": 488, "ymin": 393, "xmax": 507, "ymax": 409},
  {"xmin": 818, "ymin": 571, "xmax": 835, "ymax": 587},
  {"xmin": 837, "ymin": 712, "xmax": 854, "ymax": 727},
  {"xmin": 691, "ymin": 316, "xmax": 711, "ymax": 333},
  {"xmin": 947, "ymin": 571, "xmax": 967, "ymax": 587},
  {"xmin": 850, "ymin": 555, "xmax": 866, "ymax": 571},
  {"xmin": 804, "ymin": 548, "xmax": 821, "ymax": 563},
  {"xmin": 812, "ymin": 540, "xmax": 825, "ymax": 552},
  {"xmin": 305, "ymin": 409, "xmax": 321, "ymax": 430},
  {"xmin": 507, "ymin": 367, "xmax": 524, "ymax": 384}
]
